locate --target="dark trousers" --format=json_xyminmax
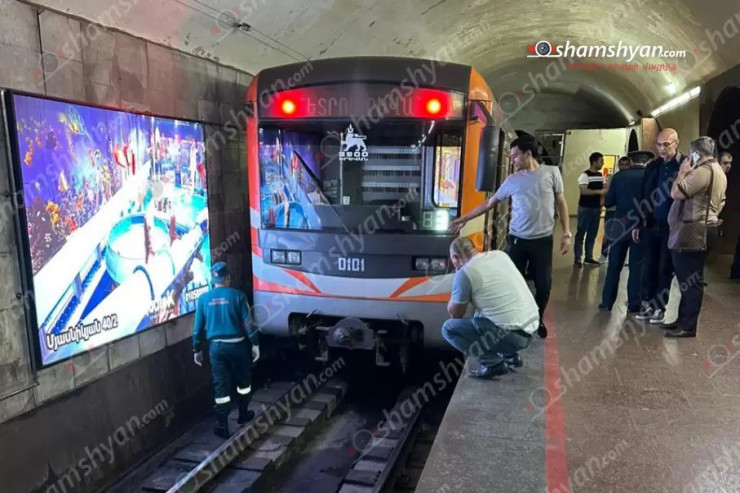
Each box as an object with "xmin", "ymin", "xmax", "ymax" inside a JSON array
[
  {"xmin": 671, "ymin": 227, "xmax": 719, "ymax": 333},
  {"xmin": 507, "ymin": 234, "xmax": 552, "ymax": 319},
  {"xmin": 641, "ymin": 221, "xmax": 674, "ymax": 311},
  {"xmin": 601, "ymin": 210, "xmax": 616, "ymax": 257},
  {"xmin": 209, "ymin": 339, "xmax": 253, "ymax": 426},
  {"xmin": 575, "ymin": 206, "xmax": 601, "ymax": 261},
  {"xmin": 601, "ymin": 233, "xmax": 643, "ymax": 310},
  {"xmin": 731, "ymin": 236, "xmax": 740, "ymax": 279}
]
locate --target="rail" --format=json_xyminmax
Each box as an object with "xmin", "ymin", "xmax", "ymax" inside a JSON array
[{"xmin": 165, "ymin": 376, "xmax": 331, "ymax": 493}]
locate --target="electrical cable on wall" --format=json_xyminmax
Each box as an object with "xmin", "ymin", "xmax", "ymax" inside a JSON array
[{"xmin": 171, "ymin": 0, "xmax": 309, "ymax": 62}]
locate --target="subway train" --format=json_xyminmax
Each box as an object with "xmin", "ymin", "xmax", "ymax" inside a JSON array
[{"xmin": 245, "ymin": 56, "xmax": 516, "ymax": 370}]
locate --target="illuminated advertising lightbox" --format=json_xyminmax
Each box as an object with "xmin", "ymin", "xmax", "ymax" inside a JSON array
[{"xmin": 11, "ymin": 94, "xmax": 211, "ymax": 366}]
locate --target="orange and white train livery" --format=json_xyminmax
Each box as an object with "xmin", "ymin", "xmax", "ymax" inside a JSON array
[{"xmin": 245, "ymin": 56, "xmax": 514, "ymax": 368}]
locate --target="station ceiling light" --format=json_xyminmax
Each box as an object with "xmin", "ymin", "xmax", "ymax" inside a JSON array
[{"xmin": 651, "ymin": 87, "xmax": 700, "ymax": 118}]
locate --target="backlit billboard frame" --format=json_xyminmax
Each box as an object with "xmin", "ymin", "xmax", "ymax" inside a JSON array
[{"xmin": 3, "ymin": 91, "xmax": 212, "ymax": 369}]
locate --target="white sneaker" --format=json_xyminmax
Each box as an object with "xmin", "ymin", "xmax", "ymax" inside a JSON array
[
  {"xmin": 648, "ymin": 309, "xmax": 665, "ymax": 324},
  {"xmin": 635, "ymin": 305, "xmax": 653, "ymax": 320}
]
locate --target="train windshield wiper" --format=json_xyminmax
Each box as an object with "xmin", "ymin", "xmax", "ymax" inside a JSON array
[{"xmin": 292, "ymin": 151, "xmax": 350, "ymax": 233}]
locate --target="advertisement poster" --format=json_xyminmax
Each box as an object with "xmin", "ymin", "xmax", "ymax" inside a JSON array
[
  {"xmin": 12, "ymin": 94, "xmax": 211, "ymax": 366},
  {"xmin": 434, "ymin": 146, "xmax": 460, "ymax": 207}
]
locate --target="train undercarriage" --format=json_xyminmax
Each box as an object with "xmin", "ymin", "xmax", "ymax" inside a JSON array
[{"xmin": 289, "ymin": 312, "xmax": 426, "ymax": 374}]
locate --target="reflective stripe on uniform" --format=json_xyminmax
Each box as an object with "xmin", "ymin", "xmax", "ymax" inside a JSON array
[
  {"xmin": 237, "ymin": 386, "xmax": 251, "ymax": 395},
  {"xmin": 215, "ymin": 337, "xmax": 245, "ymax": 343},
  {"xmin": 215, "ymin": 396, "xmax": 231, "ymax": 404}
]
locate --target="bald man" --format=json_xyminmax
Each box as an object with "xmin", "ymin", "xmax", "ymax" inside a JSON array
[
  {"xmin": 442, "ymin": 237, "xmax": 539, "ymax": 379},
  {"xmin": 632, "ymin": 128, "xmax": 683, "ymax": 324}
]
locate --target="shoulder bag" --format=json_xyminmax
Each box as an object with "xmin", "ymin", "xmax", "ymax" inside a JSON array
[{"xmin": 667, "ymin": 163, "xmax": 715, "ymax": 252}]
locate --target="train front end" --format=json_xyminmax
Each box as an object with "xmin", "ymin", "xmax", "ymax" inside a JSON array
[{"xmin": 245, "ymin": 57, "xmax": 499, "ymax": 369}]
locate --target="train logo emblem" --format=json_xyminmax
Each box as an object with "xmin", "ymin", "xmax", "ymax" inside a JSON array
[{"xmin": 339, "ymin": 125, "xmax": 368, "ymax": 161}]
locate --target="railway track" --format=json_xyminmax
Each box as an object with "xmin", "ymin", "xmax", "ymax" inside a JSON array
[
  {"xmin": 113, "ymin": 353, "xmax": 456, "ymax": 493},
  {"xmin": 134, "ymin": 371, "xmax": 348, "ymax": 492},
  {"xmin": 334, "ymin": 387, "xmax": 445, "ymax": 493}
]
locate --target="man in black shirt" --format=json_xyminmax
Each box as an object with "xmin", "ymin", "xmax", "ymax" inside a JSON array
[
  {"xmin": 633, "ymin": 128, "xmax": 683, "ymax": 324},
  {"xmin": 574, "ymin": 152, "xmax": 606, "ymax": 267}
]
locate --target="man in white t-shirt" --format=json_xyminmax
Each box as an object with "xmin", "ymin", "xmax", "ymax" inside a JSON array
[
  {"xmin": 442, "ymin": 237, "xmax": 540, "ymax": 379},
  {"xmin": 449, "ymin": 136, "xmax": 571, "ymax": 339}
]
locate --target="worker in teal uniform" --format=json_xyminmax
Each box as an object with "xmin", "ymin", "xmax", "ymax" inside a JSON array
[{"xmin": 193, "ymin": 261, "xmax": 260, "ymax": 438}]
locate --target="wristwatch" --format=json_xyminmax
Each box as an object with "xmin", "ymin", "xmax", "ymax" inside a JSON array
[{"xmin": 563, "ymin": 232, "xmax": 572, "ymax": 238}]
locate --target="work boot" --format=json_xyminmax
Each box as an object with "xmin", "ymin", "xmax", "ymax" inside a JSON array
[
  {"xmin": 214, "ymin": 424, "xmax": 230, "ymax": 438},
  {"xmin": 238, "ymin": 411, "xmax": 255, "ymax": 425},
  {"xmin": 214, "ymin": 403, "xmax": 231, "ymax": 438},
  {"xmin": 237, "ymin": 399, "xmax": 255, "ymax": 425}
]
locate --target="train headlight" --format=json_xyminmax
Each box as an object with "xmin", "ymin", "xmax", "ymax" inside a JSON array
[
  {"xmin": 271, "ymin": 249, "xmax": 286, "ymax": 263},
  {"xmin": 434, "ymin": 210, "xmax": 449, "ymax": 231},
  {"xmin": 414, "ymin": 257, "xmax": 429, "ymax": 271},
  {"xmin": 430, "ymin": 258, "xmax": 448, "ymax": 272},
  {"xmin": 287, "ymin": 251, "xmax": 302, "ymax": 264}
]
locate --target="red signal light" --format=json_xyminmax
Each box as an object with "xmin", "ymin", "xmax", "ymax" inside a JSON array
[
  {"xmin": 281, "ymin": 99, "xmax": 296, "ymax": 115},
  {"xmin": 263, "ymin": 86, "xmax": 462, "ymax": 119},
  {"xmin": 415, "ymin": 91, "xmax": 450, "ymax": 118},
  {"xmin": 426, "ymin": 98, "xmax": 442, "ymax": 115}
]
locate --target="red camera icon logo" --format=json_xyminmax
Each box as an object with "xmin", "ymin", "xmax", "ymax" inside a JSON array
[{"xmin": 527, "ymin": 41, "xmax": 557, "ymax": 57}]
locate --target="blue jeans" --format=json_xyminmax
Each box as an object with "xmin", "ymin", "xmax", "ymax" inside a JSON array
[
  {"xmin": 601, "ymin": 233, "xmax": 643, "ymax": 310},
  {"xmin": 575, "ymin": 206, "xmax": 601, "ymax": 261},
  {"xmin": 442, "ymin": 317, "xmax": 532, "ymax": 367}
]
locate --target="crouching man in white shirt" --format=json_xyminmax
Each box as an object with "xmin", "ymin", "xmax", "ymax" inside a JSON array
[{"xmin": 442, "ymin": 237, "xmax": 540, "ymax": 379}]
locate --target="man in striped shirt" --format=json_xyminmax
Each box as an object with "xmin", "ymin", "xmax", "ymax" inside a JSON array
[{"xmin": 574, "ymin": 152, "xmax": 606, "ymax": 267}]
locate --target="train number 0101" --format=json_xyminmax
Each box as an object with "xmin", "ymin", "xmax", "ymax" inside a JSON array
[{"xmin": 337, "ymin": 257, "xmax": 365, "ymax": 272}]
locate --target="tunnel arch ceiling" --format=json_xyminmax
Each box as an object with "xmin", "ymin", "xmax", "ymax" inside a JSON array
[{"xmin": 28, "ymin": 0, "xmax": 740, "ymax": 124}]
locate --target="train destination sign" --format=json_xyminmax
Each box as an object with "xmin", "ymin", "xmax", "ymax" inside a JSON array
[{"xmin": 261, "ymin": 83, "xmax": 465, "ymax": 120}]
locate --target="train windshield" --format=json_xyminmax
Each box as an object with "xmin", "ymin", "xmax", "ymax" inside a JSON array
[{"xmin": 258, "ymin": 120, "xmax": 462, "ymax": 233}]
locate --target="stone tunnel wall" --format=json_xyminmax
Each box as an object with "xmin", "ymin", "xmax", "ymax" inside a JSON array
[{"xmin": 0, "ymin": 1, "xmax": 253, "ymax": 492}]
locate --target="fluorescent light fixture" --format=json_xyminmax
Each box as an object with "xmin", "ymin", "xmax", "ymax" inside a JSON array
[{"xmin": 651, "ymin": 86, "xmax": 701, "ymax": 117}]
